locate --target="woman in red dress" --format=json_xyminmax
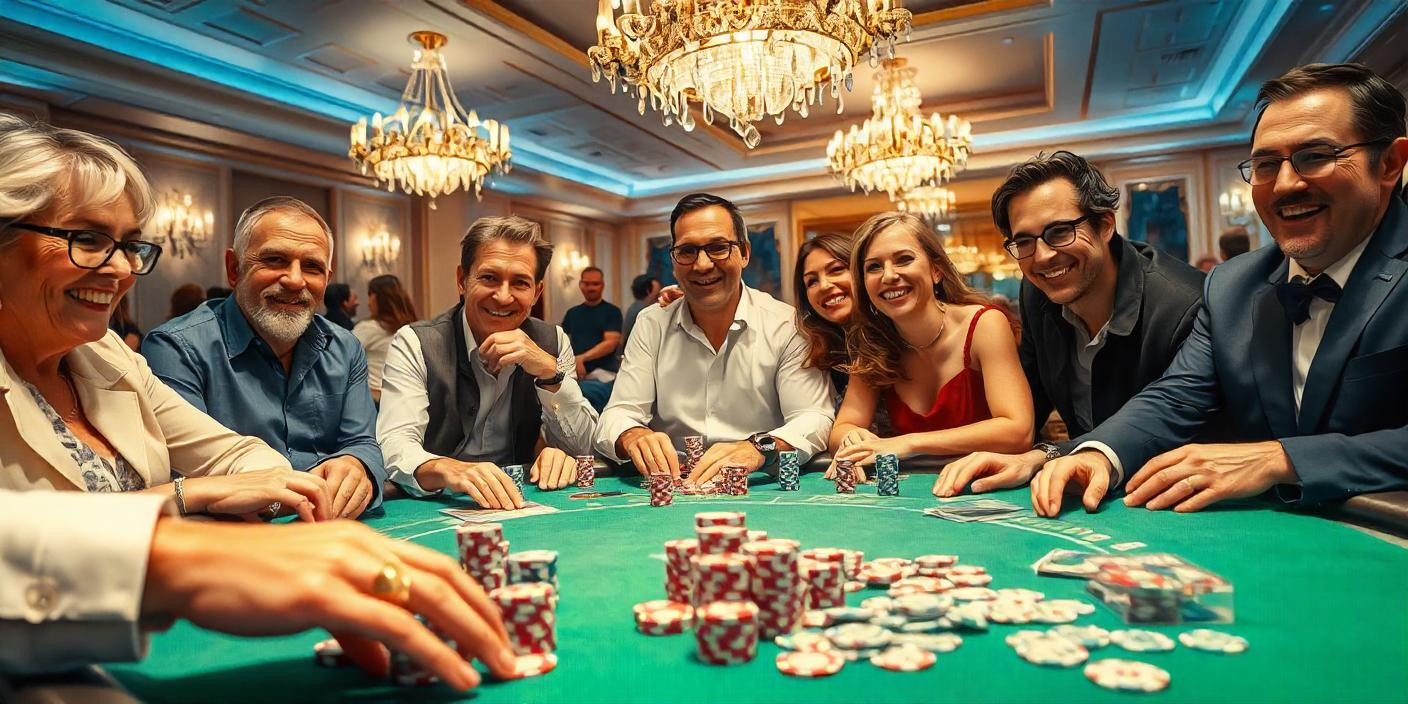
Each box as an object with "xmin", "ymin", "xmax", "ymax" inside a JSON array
[{"xmin": 826, "ymin": 212, "xmax": 1034, "ymax": 479}]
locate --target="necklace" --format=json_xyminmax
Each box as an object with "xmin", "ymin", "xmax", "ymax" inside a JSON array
[
  {"xmin": 902, "ymin": 301, "xmax": 947, "ymax": 350},
  {"xmin": 57, "ymin": 369, "xmax": 82, "ymax": 422}
]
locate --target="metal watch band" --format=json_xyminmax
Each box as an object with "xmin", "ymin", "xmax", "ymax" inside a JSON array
[{"xmin": 173, "ymin": 476, "xmax": 188, "ymax": 516}]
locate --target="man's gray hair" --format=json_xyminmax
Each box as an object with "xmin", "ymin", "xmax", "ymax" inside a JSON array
[{"xmin": 231, "ymin": 196, "xmax": 334, "ymax": 269}]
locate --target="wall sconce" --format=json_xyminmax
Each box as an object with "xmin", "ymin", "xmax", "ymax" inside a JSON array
[
  {"xmin": 1219, "ymin": 187, "xmax": 1257, "ymax": 227},
  {"xmin": 361, "ymin": 228, "xmax": 401, "ymax": 270},
  {"xmin": 560, "ymin": 249, "xmax": 590, "ymax": 287},
  {"xmin": 150, "ymin": 189, "xmax": 213, "ymax": 259}
]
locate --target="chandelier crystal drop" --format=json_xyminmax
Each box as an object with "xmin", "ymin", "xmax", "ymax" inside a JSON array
[
  {"xmin": 826, "ymin": 57, "xmax": 972, "ymax": 200},
  {"xmin": 349, "ymin": 31, "xmax": 510, "ymax": 206},
  {"xmin": 588, "ymin": 0, "xmax": 912, "ymax": 148}
]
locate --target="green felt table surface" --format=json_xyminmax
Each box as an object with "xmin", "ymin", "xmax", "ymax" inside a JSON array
[{"xmin": 108, "ymin": 473, "xmax": 1408, "ymax": 703}]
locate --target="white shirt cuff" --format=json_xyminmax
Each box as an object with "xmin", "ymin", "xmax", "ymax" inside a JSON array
[
  {"xmin": 389, "ymin": 450, "xmax": 442, "ymax": 497},
  {"xmin": 1072, "ymin": 441, "xmax": 1125, "ymax": 486}
]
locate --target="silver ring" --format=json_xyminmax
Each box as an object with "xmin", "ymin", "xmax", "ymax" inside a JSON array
[{"xmin": 264, "ymin": 501, "xmax": 282, "ymax": 517}]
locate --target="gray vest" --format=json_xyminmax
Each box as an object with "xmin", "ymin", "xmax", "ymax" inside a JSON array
[{"xmin": 408, "ymin": 304, "xmax": 559, "ymax": 465}]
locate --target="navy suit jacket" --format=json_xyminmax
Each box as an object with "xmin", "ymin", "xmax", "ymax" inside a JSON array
[{"xmin": 1079, "ymin": 194, "xmax": 1408, "ymax": 505}]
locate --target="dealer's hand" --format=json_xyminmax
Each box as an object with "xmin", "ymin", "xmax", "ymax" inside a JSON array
[
  {"xmin": 530, "ymin": 447, "xmax": 578, "ymax": 490},
  {"xmin": 311, "ymin": 456, "xmax": 375, "ymax": 519},
  {"xmin": 415, "ymin": 459, "xmax": 524, "ymax": 510},
  {"xmin": 617, "ymin": 427, "xmax": 681, "ymax": 479},
  {"xmin": 933, "ymin": 449, "xmax": 1045, "ymax": 498},
  {"xmin": 478, "ymin": 330, "xmax": 558, "ymax": 379},
  {"xmin": 688, "ymin": 440, "xmax": 764, "ymax": 487},
  {"xmin": 1123, "ymin": 441, "xmax": 1297, "ymax": 513},
  {"xmin": 1030, "ymin": 451, "xmax": 1113, "ymax": 517}
]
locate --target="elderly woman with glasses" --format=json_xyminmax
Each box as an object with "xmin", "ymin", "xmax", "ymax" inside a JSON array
[{"xmin": 0, "ymin": 114, "xmax": 332, "ymax": 520}]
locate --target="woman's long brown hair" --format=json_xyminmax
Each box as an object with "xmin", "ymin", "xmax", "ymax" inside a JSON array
[
  {"xmin": 845, "ymin": 212, "xmax": 1010, "ymax": 389},
  {"xmin": 792, "ymin": 232, "xmax": 854, "ymax": 372},
  {"xmin": 369, "ymin": 274, "xmax": 418, "ymax": 333}
]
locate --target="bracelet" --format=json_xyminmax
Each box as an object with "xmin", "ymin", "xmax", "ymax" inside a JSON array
[{"xmin": 173, "ymin": 476, "xmax": 188, "ymax": 516}]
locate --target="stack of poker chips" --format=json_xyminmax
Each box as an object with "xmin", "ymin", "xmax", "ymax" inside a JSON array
[
  {"xmin": 800, "ymin": 558, "xmax": 846, "ymax": 609},
  {"xmin": 694, "ymin": 601, "xmax": 759, "ymax": 665},
  {"xmin": 634, "ymin": 599, "xmax": 693, "ymax": 635},
  {"xmin": 696, "ymin": 524, "xmax": 747, "ymax": 555},
  {"xmin": 1089, "ymin": 565, "xmax": 1183, "ymax": 623},
  {"xmin": 574, "ymin": 456, "xmax": 595, "ymax": 487},
  {"xmin": 457, "ymin": 522, "xmax": 508, "ymax": 591},
  {"xmin": 875, "ymin": 453, "xmax": 900, "ymax": 496},
  {"xmin": 682, "ymin": 435, "xmax": 704, "ymax": 481},
  {"xmin": 914, "ymin": 553, "xmax": 958, "ymax": 578},
  {"xmin": 390, "ymin": 616, "xmax": 455, "ymax": 686},
  {"xmin": 507, "ymin": 549, "xmax": 559, "ymax": 590},
  {"xmin": 841, "ymin": 549, "xmax": 866, "ymax": 582},
  {"xmin": 777, "ymin": 450, "xmax": 800, "ymax": 491},
  {"xmin": 649, "ymin": 473, "xmax": 674, "ymax": 506},
  {"xmin": 834, "ymin": 459, "xmax": 857, "ymax": 493},
  {"xmin": 664, "ymin": 538, "xmax": 700, "ymax": 602},
  {"xmin": 695, "ymin": 511, "xmax": 746, "ymax": 529},
  {"xmin": 503, "ymin": 464, "xmax": 526, "ymax": 492},
  {"xmin": 743, "ymin": 539, "xmax": 804, "ymax": 639},
  {"xmin": 490, "ymin": 582, "xmax": 558, "ymax": 655},
  {"xmin": 690, "ymin": 553, "xmax": 755, "ymax": 610},
  {"xmin": 746, "ymin": 529, "xmax": 769, "ymax": 542},
  {"xmin": 721, "ymin": 465, "xmax": 749, "ymax": 496}
]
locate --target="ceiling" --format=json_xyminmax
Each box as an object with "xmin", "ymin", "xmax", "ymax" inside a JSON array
[{"xmin": 1, "ymin": 0, "xmax": 1404, "ymax": 213}]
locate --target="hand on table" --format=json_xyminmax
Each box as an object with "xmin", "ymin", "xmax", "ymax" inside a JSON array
[
  {"xmin": 416, "ymin": 459, "xmax": 524, "ymax": 510},
  {"xmin": 1030, "ymin": 451, "xmax": 1113, "ymax": 517},
  {"xmin": 830, "ymin": 436, "xmax": 910, "ymax": 469},
  {"xmin": 477, "ymin": 329, "xmax": 557, "ymax": 379},
  {"xmin": 530, "ymin": 447, "xmax": 578, "ymax": 490},
  {"xmin": 933, "ymin": 449, "xmax": 1046, "ymax": 498},
  {"xmin": 656, "ymin": 285, "xmax": 683, "ymax": 307},
  {"xmin": 140, "ymin": 519, "xmax": 518, "ymax": 690},
  {"xmin": 617, "ymin": 427, "xmax": 680, "ymax": 479},
  {"xmin": 312, "ymin": 456, "xmax": 375, "ymax": 518},
  {"xmin": 180, "ymin": 469, "xmax": 330, "ymax": 522},
  {"xmin": 1123, "ymin": 441, "xmax": 1296, "ymax": 513},
  {"xmin": 688, "ymin": 440, "xmax": 764, "ymax": 486}
]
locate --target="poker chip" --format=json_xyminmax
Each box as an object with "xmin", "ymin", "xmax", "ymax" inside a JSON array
[
  {"xmin": 897, "ymin": 619, "xmax": 946, "ymax": 634},
  {"xmin": 1050, "ymin": 625, "xmax": 1111, "ymax": 649},
  {"xmin": 694, "ymin": 601, "xmax": 759, "ymax": 665},
  {"xmin": 948, "ymin": 572, "xmax": 994, "ymax": 587},
  {"xmin": 1011, "ymin": 632, "xmax": 1090, "ymax": 667},
  {"xmin": 844, "ymin": 580, "xmax": 866, "ymax": 593},
  {"xmin": 801, "ymin": 610, "xmax": 832, "ymax": 628},
  {"xmin": 892, "ymin": 632, "xmax": 963, "ymax": 652},
  {"xmin": 868, "ymin": 614, "xmax": 910, "ymax": 630},
  {"xmin": 1043, "ymin": 599, "xmax": 1096, "ymax": 615},
  {"xmin": 1031, "ymin": 601, "xmax": 1080, "ymax": 624},
  {"xmin": 633, "ymin": 600, "xmax": 693, "ymax": 635},
  {"xmin": 835, "ymin": 647, "xmax": 884, "ymax": 662},
  {"xmin": 948, "ymin": 587, "xmax": 997, "ymax": 601},
  {"xmin": 512, "ymin": 652, "xmax": 558, "ymax": 678},
  {"xmin": 313, "ymin": 638, "xmax": 348, "ymax": 668},
  {"xmin": 1084, "ymin": 658, "xmax": 1170, "ymax": 692},
  {"xmin": 860, "ymin": 596, "xmax": 897, "ymax": 612},
  {"xmin": 1179, "ymin": 629, "xmax": 1249, "ymax": 654},
  {"xmin": 891, "ymin": 594, "xmax": 951, "ymax": 620},
  {"xmin": 824, "ymin": 622, "xmax": 892, "ymax": 650},
  {"xmin": 1109, "ymin": 629, "xmax": 1176, "ymax": 653},
  {"xmin": 822, "ymin": 606, "xmax": 876, "ymax": 623},
  {"xmin": 774, "ymin": 630, "xmax": 833, "ymax": 652},
  {"xmin": 914, "ymin": 554, "xmax": 958, "ymax": 570},
  {"xmin": 947, "ymin": 564, "xmax": 986, "ymax": 576},
  {"xmin": 993, "ymin": 588, "xmax": 1044, "ymax": 602},
  {"xmin": 776, "ymin": 650, "xmax": 845, "ymax": 677},
  {"xmin": 987, "ymin": 599, "xmax": 1039, "ymax": 624},
  {"xmin": 889, "ymin": 576, "xmax": 954, "ymax": 596},
  {"xmin": 870, "ymin": 644, "xmax": 936, "ymax": 672},
  {"xmin": 946, "ymin": 602, "xmax": 989, "ymax": 631}
]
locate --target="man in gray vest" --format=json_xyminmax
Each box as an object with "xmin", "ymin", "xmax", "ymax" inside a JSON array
[{"xmin": 377, "ymin": 216, "xmax": 598, "ymax": 508}]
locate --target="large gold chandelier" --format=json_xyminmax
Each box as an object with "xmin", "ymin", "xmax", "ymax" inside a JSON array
[
  {"xmin": 826, "ymin": 57, "xmax": 972, "ymax": 200},
  {"xmin": 588, "ymin": 0, "xmax": 912, "ymax": 148},
  {"xmin": 349, "ymin": 31, "xmax": 510, "ymax": 205},
  {"xmin": 897, "ymin": 184, "xmax": 957, "ymax": 220}
]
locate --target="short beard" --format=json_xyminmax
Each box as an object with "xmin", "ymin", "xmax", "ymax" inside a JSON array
[{"xmin": 236, "ymin": 281, "xmax": 314, "ymax": 346}]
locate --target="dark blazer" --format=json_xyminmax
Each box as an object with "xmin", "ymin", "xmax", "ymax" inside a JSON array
[
  {"xmin": 1080, "ymin": 195, "xmax": 1408, "ymax": 505},
  {"xmin": 1019, "ymin": 235, "xmax": 1205, "ymax": 450}
]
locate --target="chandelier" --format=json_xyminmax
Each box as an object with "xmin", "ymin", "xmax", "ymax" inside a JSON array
[
  {"xmin": 588, "ymin": 0, "xmax": 912, "ymax": 148},
  {"xmin": 896, "ymin": 184, "xmax": 957, "ymax": 220},
  {"xmin": 150, "ymin": 189, "xmax": 213, "ymax": 259},
  {"xmin": 349, "ymin": 31, "xmax": 510, "ymax": 206},
  {"xmin": 826, "ymin": 57, "xmax": 972, "ymax": 200}
]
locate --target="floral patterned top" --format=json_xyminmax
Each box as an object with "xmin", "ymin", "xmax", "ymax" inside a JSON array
[{"xmin": 23, "ymin": 379, "xmax": 145, "ymax": 492}]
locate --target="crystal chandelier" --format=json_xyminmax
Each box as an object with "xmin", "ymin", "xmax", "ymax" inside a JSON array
[
  {"xmin": 896, "ymin": 184, "xmax": 957, "ymax": 220},
  {"xmin": 826, "ymin": 57, "xmax": 972, "ymax": 200},
  {"xmin": 150, "ymin": 189, "xmax": 213, "ymax": 259},
  {"xmin": 588, "ymin": 0, "xmax": 912, "ymax": 148},
  {"xmin": 349, "ymin": 31, "xmax": 511, "ymax": 205}
]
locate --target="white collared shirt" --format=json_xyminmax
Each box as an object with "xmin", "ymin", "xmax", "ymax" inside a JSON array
[
  {"xmin": 377, "ymin": 313, "xmax": 598, "ymax": 495},
  {"xmin": 594, "ymin": 285, "xmax": 835, "ymax": 464}
]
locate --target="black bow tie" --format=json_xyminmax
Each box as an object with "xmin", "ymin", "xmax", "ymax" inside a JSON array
[{"xmin": 1276, "ymin": 275, "xmax": 1342, "ymax": 325}]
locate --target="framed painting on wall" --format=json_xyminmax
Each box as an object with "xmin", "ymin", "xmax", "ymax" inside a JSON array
[
  {"xmin": 743, "ymin": 222, "xmax": 782, "ymax": 295},
  {"xmin": 1125, "ymin": 178, "xmax": 1191, "ymax": 262}
]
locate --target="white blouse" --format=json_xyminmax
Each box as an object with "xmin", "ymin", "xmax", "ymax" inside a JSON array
[{"xmin": 352, "ymin": 319, "xmax": 396, "ymax": 396}]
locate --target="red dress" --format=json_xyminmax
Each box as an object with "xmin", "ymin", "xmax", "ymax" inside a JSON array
[{"xmin": 884, "ymin": 306, "xmax": 999, "ymax": 434}]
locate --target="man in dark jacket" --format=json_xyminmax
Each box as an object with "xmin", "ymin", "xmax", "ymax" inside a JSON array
[{"xmin": 932, "ymin": 151, "xmax": 1205, "ymax": 497}]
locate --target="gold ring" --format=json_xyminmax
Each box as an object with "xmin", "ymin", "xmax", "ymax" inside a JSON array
[{"xmin": 371, "ymin": 563, "xmax": 412, "ymax": 604}]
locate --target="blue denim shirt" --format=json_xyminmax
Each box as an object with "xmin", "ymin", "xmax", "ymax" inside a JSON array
[{"xmin": 142, "ymin": 297, "xmax": 386, "ymax": 511}]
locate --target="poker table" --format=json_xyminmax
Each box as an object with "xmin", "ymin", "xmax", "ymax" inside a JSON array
[{"xmin": 107, "ymin": 472, "xmax": 1408, "ymax": 703}]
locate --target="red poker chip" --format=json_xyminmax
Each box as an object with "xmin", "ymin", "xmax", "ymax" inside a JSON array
[
  {"xmin": 870, "ymin": 645, "xmax": 937, "ymax": 672},
  {"xmin": 634, "ymin": 600, "xmax": 693, "ymax": 635},
  {"xmin": 776, "ymin": 650, "xmax": 845, "ymax": 677},
  {"xmin": 511, "ymin": 653, "xmax": 557, "ymax": 678}
]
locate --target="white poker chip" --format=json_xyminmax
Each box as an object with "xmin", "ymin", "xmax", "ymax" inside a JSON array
[
  {"xmin": 946, "ymin": 601, "xmax": 989, "ymax": 631},
  {"xmin": 993, "ymin": 588, "xmax": 1045, "ymax": 602},
  {"xmin": 776, "ymin": 650, "xmax": 845, "ymax": 677},
  {"xmin": 898, "ymin": 619, "xmax": 947, "ymax": 634},
  {"xmin": 869, "ymin": 614, "xmax": 910, "ymax": 630},
  {"xmin": 1109, "ymin": 629, "xmax": 1176, "ymax": 653},
  {"xmin": 1004, "ymin": 629, "xmax": 1049, "ymax": 648},
  {"xmin": 775, "ymin": 630, "xmax": 834, "ymax": 652},
  {"xmin": 1050, "ymin": 624, "xmax": 1111, "ymax": 649},
  {"xmin": 870, "ymin": 644, "xmax": 937, "ymax": 672},
  {"xmin": 860, "ymin": 596, "xmax": 897, "ymax": 612},
  {"xmin": 948, "ymin": 587, "xmax": 997, "ymax": 601},
  {"xmin": 893, "ymin": 632, "xmax": 963, "ymax": 653},
  {"xmin": 1042, "ymin": 598, "xmax": 1096, "ymax": 615},
  {"xmin": 1031, "ymin": 601, "xmax": 1080, "ymax": 624},
  {"xmin": 1012, "ymin": 633, "xmax": 1089, "ymax": 667},
  {"xmin": 1084, "ymin": 658, "xmax": 1171, "ymax": 692},
  {"xmin": 988, "ymin": 600, "xmax": 1038, "ymax": 624},
  {"xmin": 948, "ymin": 572, "xmax": 994, "ymax": 587},
  {"xmin": 824, "ymin": 623, "xmax": 893, "ymax": 650},
  {"xmin": 892, "ymin": 594, "xmax": 950, "ymax": 620},
  {"xmin": 1179, "ymin": 628, "xmax": 1248, "ymax": 654},
  {"xmin": 822, "ymin": 606, "xmax": 876, "ymax": 623}
]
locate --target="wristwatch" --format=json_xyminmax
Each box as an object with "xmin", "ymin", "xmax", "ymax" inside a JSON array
[
  {"xmin": 748, "ymin": 432, "xmax": 780, "ymax": 468},
  {"xmin": 1034, "ymin": 442, "xmax": 1063, "ymax": 461},
  {"xmin": 534, "ymin": 369, "xmax": 567, "ymax": 388}
]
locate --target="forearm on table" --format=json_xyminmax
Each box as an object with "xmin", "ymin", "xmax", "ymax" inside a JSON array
[
  {"xmin": 902, "ymin": 416, "xmax": 1033, "ymax": 457},
  {"xmin": 1279, "ymin": 427, "xmax": 1408, "ymax": 505}
]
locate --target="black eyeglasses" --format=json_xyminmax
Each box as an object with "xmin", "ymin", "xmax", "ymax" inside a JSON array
[
  {"xmin": 8, "ymin": 223, "xmax": 162, "ymax": 275},
  {"xmin": 1003, "ymin": 214, "xmax": 1092, "ymax": 260},
  {"xmin": 1238, "ymin": 140, "xmax": 1386, "ymax": 185},
  {"xmin": 670, "ymin": 240, "xmax": 743, "ymax": 265}
]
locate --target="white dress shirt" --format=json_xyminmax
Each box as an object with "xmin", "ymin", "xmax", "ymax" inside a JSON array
[
  {"xmin": 1076, "ymin": 235, "xmax": 1372, "ymax": 483},
  {"xmin": 594, "ymin": 285, "xmax": 835, "ymax": 464},
  {"xmin": 377, "ymin": 313, "xmax": 598, "ymax": 495},
  {"xmin": 0, "ymin": 489, "xmax": 174, "ymax": 674}
]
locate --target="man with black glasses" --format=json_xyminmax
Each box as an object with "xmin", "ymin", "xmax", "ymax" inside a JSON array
[
  {"xmin": 595, "ymin": 193, "xmax": 834, "ymax": 485},
  {"xmin": 932, "ymin": 151, "xmax": 1206, "ymax": 500}
]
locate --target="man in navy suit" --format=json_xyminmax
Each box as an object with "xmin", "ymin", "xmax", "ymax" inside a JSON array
[{"xmin": 1033, "ymin": 62, "xmax": 1408, "ymax": 516}]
